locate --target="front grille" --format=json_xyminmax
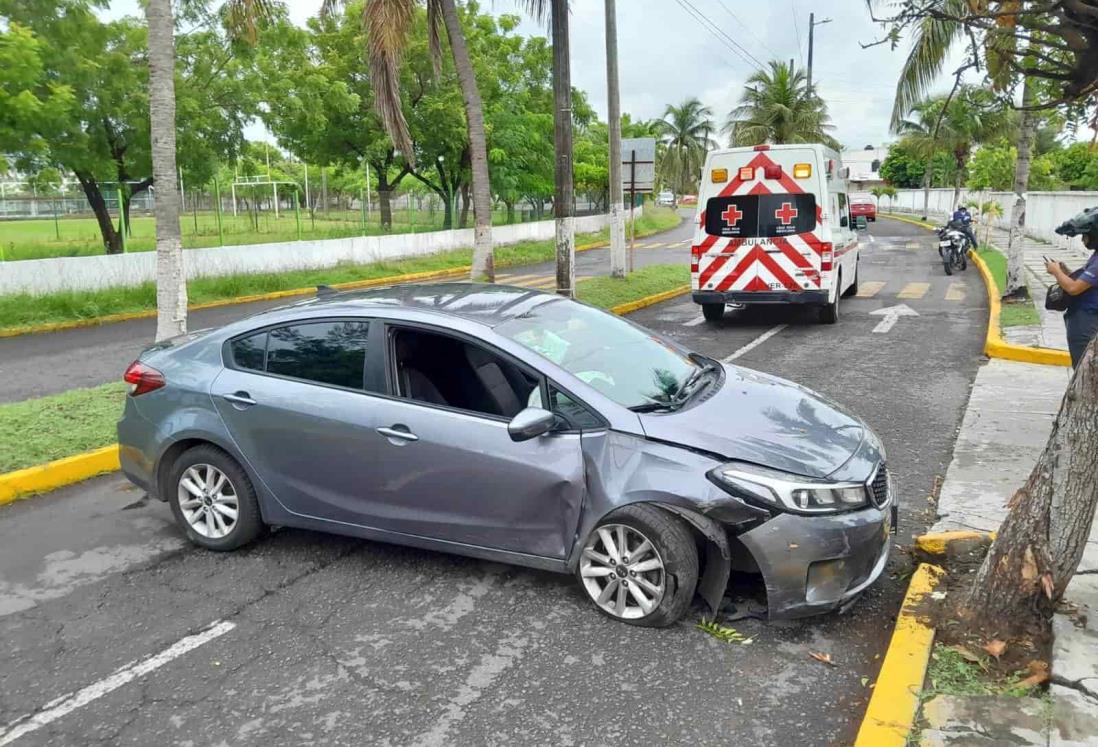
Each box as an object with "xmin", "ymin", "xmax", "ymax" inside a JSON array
[{"xmin": 870, "ymin": 464, "xmax": 890, "ymax": 507}]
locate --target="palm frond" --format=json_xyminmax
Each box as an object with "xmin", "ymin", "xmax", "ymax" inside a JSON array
[
  {"xmin": 222, "ymin": 0, "xmax": 276, "ymax": 45},
  {"xmin": 889, "ymin": 0, "xmax": 967, "ymax": 130},
  {"xmin": 319, "ymin": 0, "xmax": 344, "ymax": 18},
  {"xmin": 427, "ymin": 0, "xmax": 443, "ymax": 76},
  {"xmin": 363, "ymin": 0, "xmax": 416, "ymax": 159}
]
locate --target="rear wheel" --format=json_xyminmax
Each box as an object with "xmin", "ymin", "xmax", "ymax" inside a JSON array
[
  {"xmin": 701, "ymin": 302, "xmax": 725, "ymax": 322},
  {"xmin": 943, "ymin": 252, "xmax": 954, "ymax": 276},
  {"xmin": 959, "ymin": 252, "xmax": 968, "ymax": 271},
  {"xmin": 820, "ymin": 277, "xmax": 841, "ymax": 324},
  {"xmin": 577, "ymin": 505, "xmax": 698, "ymax": 628},
  {"xmin": 169, "ymin": 445, "xmax": 265, "ymax": 551}
]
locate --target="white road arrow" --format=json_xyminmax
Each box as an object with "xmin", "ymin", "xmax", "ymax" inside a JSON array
[{"xmin": 869, "ymin": 304, "xmax": 919, "ymax": 334}]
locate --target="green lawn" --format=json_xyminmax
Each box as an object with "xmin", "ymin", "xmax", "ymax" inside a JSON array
[
  {"xmin": 0, "ymin": 207, "xmax": 682, "ymax": 332},
  {"xmin": 0, "ymin": 383, "xmax": 128, "ymax": 473},
  {"xmin": 977, "ymin": 246, "xmax": 1043, "ymax": 328},
  {"xmin": 0, "ymin": 208, "xmax": 547, "ymax": 261},
  {"xmin": 0, "ymin": 252, "xmax": 687, "ymax": 474}
]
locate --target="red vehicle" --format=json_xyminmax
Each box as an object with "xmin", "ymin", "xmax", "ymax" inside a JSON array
[{"xmin": 850, "ymin": 195, "xmax": 877, "ymax": 222}]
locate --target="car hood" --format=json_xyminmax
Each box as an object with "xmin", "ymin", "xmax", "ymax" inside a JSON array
[{"xmin": 638, "ymin": 364, "xmax": 866, "ymax": 479}]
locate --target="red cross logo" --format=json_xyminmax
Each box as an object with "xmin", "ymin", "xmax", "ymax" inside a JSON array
[
  {"xmin": 774, "ymin": 202, "xmax": 799, "ymax": 225},
  {"xmin": 721, "ymin": 203, "xmax": 744, "ymax": 227}
]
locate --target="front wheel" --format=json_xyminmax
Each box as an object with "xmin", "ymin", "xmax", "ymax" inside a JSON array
[
  {"xmin": 701, "ymin": 302, "xmax": 725, "ymax": 322},
  {"xmin": 577, "ymin": 505, "xmax": 698, "ymax": 627},
  {"xmin": 842, "ymin": 263, "xmax": 859, "ymax": 298},
  {"xmin": 820, "ymin": 279, "xmax": 841, "ymax": 324}
]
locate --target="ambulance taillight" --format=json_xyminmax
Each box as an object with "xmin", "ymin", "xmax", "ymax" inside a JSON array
[
  {"xmin": 821, "ymin": 243, "xmax": 834, "ymax": 272},
  {"xmin": 764, "ymin": 164, "xmax": 782, "ymax": 180},
  {"xmin": 690, "ymin": 243, "xmax": 704, "ymax": 273},
  {"xmin": 738, "ymin": 166, "xmax": 754, "ymax": 180}
]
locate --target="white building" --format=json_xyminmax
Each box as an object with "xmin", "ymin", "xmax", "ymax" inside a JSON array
[{"xmin": 841, "ymin": 146, "xmax": 889, "ymax": 192}]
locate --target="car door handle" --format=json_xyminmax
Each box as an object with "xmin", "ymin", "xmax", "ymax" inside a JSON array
[
  {"xmin": 222, "ymin": 392, "xmax": 256, "ymax": 407},
  {"xmin": 376, "ymin": 426, "xmax": 418, "ymax": 442}
]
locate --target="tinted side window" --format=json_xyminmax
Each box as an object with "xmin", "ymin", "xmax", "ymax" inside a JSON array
[
  {"xmin": 550, "ymin": 387, "xmax": 603, "ymax": 430},
  {"xmin": 266, "ymin": 321, "xmax": 369, "ymax": 390},
  {"xmin": 230, "ymin": 332, "xmax": 266, "ymax": 371}
]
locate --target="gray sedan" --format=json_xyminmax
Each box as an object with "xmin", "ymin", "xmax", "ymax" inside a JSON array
[{"xmin": 118, "ymin": 283, "xmax": 894, "ymax": 627}]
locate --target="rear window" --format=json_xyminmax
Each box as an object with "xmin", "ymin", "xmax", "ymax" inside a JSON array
[{"xmin": 704, "ymin": 194, "xmax": 816, "ymax": 238}]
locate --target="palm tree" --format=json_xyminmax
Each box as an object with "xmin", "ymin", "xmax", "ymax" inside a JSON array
[
  {"xmin": 145, "ymin": 0, "xmax": 272, "ymax": 341},
  {"xmin": 722, "ymin": 61, "xmax": 839, "ymax": 150},
  {"xmin": 886, "ymin": 0, "xmax": 1034, "ymax": 297},
  {"xmin": 656, "ymin": 99, "xmax": 715, "ymax": 196},
  {"xmin": 324, "ymin": 0, "xmax": 494, "ymax": 281}
]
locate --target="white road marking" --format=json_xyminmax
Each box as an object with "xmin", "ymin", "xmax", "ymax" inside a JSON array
[
  {"xmin": 722, "ymin": 325, "xmax": 788, "ymax": 363},
  {"xmin": 0, "ymin": 620, "xmax": 236, "ymax": 745},
  {"xmin": 683, "ymin": 316, "xmax": 707, "ymax": 327},
  {"xmin": 870, "ymin": 304, "xmax": 919, "ymax": 334}
]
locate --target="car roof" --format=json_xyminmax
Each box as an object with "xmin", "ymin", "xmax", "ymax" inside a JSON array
[{"xmin": 272, "ymin": 282, "xmax": 567, "ymax": 327}]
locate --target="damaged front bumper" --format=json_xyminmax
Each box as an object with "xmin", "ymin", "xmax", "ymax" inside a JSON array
[{"xmin": 736, "ymin": 501, "xmax": 894, "ymax": 620}]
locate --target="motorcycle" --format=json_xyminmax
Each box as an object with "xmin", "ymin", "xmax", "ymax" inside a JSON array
[{"xmin": 937, "ymin": 225, "xmax": 969, "ymax": 276}]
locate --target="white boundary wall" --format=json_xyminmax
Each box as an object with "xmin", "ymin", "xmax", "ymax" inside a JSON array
[
  {"xmin": 884, "ymin": 188, "xmax": 1096, "ymax": 251},
  {"xmin": 0, "ymin": 211, "xmax": 629, "ymax": 297}
]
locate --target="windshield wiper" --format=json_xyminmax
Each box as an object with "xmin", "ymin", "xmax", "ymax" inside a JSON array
[
  {"xmin": 629, "ymin": 401, "xmax": 676, "ymax": 413},
  {"xmin": 671, "ymin": 361, "xmax": 719, "ymax": 406}
]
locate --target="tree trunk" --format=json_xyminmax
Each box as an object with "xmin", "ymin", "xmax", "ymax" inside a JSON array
[
  {"xmin": 75, "ymin": 173, "xmax": 122, "ymax": 254},
  {"xmin": 439, "ymin": 0, "xmax": 494, "ymax": 281},
  {"xmin": 375, "ymin": 166, "xmax": 393, "ymax": 230},
  {"xmin": 952, "ymin": 162, "xmax": 963, "ymax": 214},
  {"xmin": 605, "ymin": 0, "xmax": 626, "ymax": 279},
  {"xmin": 921, "ymin": 168, "xmax": 931, "ymax": 221},
  {"xmin": 964, "ymin": 335, "xmax": 1098, "ymax": 633},
  {"xmin": 1004, "ymin": 78, "xmax": 1036, "ymax": 300},
  {"xmin": 145, "ymin": 0, "xmax": 187, "ymax": 341},
  {"xmin": 459, "ymin": 181, "xmax": 471, "ymax": 228},
  {"xmin": 551, "ymin": 0, "xmax": 575, "ymax": 297},
  {"xmin": 505, "ymin": 200, "xmax": 515, "ymax": 224}
]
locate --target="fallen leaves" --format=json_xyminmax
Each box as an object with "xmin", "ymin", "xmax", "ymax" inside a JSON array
[
  {"xmin": 696, "ymin": 618, "xmax": 755, "ymax": 645},
  {"xmin": 1015, "ymin": 660, "xmax": 1050, "ymax": 690},
  {"xmin": 983, "ymin": 639, "xmax": 1008, "ymax": 659},
  {"xmin": 809, "ymin": 651, "xmax": 836, "ymax": 667},
  {"xmin": 948, "ymin": 645, "xmax": 981, "ymax": 664}
]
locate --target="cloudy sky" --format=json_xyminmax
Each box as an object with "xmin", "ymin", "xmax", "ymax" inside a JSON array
[{"xmin": 105, "ymin": 0, "xmax": 965, "ymax": 150}]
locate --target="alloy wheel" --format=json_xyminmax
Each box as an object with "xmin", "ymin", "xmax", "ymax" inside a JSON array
[
  {"xmin": 177, "ymin": 463, "xmax": 239, "ymax": 539},
  {"xmin": 579, "ymin": 524, "xmax": 666, "ymax": 620}
]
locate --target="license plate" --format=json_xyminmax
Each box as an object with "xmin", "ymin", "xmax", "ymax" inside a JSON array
[{"xmin": 939, "ymin": 240, "xmax": 953, "ymax": 248}]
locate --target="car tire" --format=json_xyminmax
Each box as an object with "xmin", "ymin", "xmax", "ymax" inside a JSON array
[
  {"xmin": 842, "ymin": 263, "xmax": 859, "ymax": 298},
  {"xmin": 168, "ymin": 445, "xmax": 265, "ymax": 552},
  {"xmin": 701, "ymin": 303, "xmax": 725, "ymax": 322},
  {"xmin": 820, "ymin": 276, "xmax": 841, "ymax": 324},
  {"xmin": 576, "ymin": 504, "xmax": 699, "ymax": 628}
]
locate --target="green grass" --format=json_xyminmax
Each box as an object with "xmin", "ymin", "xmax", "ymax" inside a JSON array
[
  {"xmin": 0, "ymin": 208, "xmax": 547, "ymax": 261},
  {"xmin": 577, "ymin": 264, "xmax": 688, "ymax": 308},
  {"xmin": 977, "ymin": 246, "xmax": 1043, "ymax": 328},
  {"xmin": 0, "ymin": 383, "xmax": 128, "ymax": 472},
  {"xmin": 0, "ymin": 207, "xmax": 683, "ymax": 332}
]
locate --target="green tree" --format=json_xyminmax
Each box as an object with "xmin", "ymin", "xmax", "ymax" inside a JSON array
[
  {"xmin": 1053, "ymin": 142, "xmax": 1098, "ymax": 189},
  {"xmin": 657, "ymin": 98, "xmax": 714, "ymax": 196},
  {"xmin": 967, "ymin": 141, "xmax": 1015, "ymax": 191},
  {"xmin": 879, "ymin": 139, "xmax": 928, "ymax": 188},
  {"xmin": 723, "ymin": 60, "xmax": 838, "ymax": 150}
]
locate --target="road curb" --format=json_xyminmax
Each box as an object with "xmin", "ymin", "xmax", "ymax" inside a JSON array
[
  {"xmin": 0, "ymin": 240, "xmax": 614, "ymax": 340},
  {"xmin": 969, "ymin": 251, "xmax": 1072, "ymax": 367},
  {"xmin": 884, "ymin": 213, "xmax": 1072, "ymax": 367},
  {"xmin": 854, "ymin": 563, "xmax": 944, "ymax": 747},
  {"xmin": 0, "ymin": 277, "xmax": 690, "ymax": 504},
  {"xmin": 913, "ymin": 530, "xmax": 994, "ymax": 557},
  {"xmin": 0, "ymin": 445, "xmax": 120, "ymax": 507}
]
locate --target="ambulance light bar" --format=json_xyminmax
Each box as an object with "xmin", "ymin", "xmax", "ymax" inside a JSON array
[
  {"xmin": 711, "ymin": 168, "xmax": 728, "ymax": 183},
  {"xmin": 793, "ymin": 163, "xmax": 812, "ymax": 179},
  {"xmin": 738, "ymin": 166, "xmax": 754, "ymax": 180}
]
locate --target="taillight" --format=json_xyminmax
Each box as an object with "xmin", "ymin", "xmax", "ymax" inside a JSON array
[
  {"xmin": 124, "ymin": 360, "xmax": 166, "ymax": 396},
  {"xmin": 690, "ymin": 244, "xmax": 703, "ymax": 273},
  {"xmin": 764, "ymin": 164, "xmax": 782, "ymax": 179},
  {"xmin": 820, "ymin": 243, "xmax": 834, "ymax": 273}
]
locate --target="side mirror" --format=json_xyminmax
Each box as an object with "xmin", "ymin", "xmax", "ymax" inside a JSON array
[
  {"xmin": 508, "ymin": 407, "xmax": 557, "ymax": 442},
  {"xmin": 840, "ymin": 215, "xmax": 849, "ymax": 228}
]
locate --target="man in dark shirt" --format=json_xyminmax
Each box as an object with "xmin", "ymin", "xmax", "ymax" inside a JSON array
[{"xmin": 1048, "ymin": 208, "xmax": 1098, "ymax": 367}]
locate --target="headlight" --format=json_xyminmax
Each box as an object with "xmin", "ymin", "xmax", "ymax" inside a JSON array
[{"xmin": 707, "ymin": 462, "xmax": 870, "ymax": 515}]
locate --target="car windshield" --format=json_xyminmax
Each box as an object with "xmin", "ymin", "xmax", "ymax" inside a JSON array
[{"xmin": 497, "ymin": 300, "xmax": 705, "ymax": 410}]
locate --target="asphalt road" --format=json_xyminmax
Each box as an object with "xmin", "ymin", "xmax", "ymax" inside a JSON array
[
  {"xmin": 0, "ymin": 217, "xmax": 693, "ymax": 404},
  {"xmin": 0, "ymin": 217, "xmax": 986, "ymax": 746}
]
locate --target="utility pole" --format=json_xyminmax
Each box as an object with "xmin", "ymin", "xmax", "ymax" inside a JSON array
[
  {"xmin": 605, "ymin": 0, "xmax": 626, "ymax": 279},
  {"xmin": 807, "ymin": 13, "xmax": 832, "ymax": 93},
  {"xmin": 551, "ymin": 0, "xmax": 575, "ymax": 298}
]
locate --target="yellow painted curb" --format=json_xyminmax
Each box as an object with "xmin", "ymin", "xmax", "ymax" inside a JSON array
[
  {"xmin": 609, "ymin": 285, "xmax": 691, "ymax": 315},
  {"xmin": 970, "ymin": 251, "xmax": 1072, "ymax": 367},
  {"xmin": 0, "ymin": 240, "xmax": 615, "ymax": 340},
  {"xmin": 854, "ymin": 563, "xmax": 944, "ymax": 747},
  {"xmin": 0, "ymin": 445, "xmax": 120, "ymax": 506},
  {"xmin": 914, "ymin": 530, "xmax": 995, "ymax": 556}
]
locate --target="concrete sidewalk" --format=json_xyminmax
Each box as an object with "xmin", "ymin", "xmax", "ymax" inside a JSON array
[{"xmin": 925, "ymin": 356, "xmax": 1098, "ymax": 745}]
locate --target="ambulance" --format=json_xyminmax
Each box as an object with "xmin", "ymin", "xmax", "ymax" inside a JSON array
[{"xmin": 690, "ymin": 144, "xmax": 860, "ymax": 324}]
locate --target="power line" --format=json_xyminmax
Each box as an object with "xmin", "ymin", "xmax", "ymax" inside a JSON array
[
  {"xmin": 716, "ymin": 0, "xmax": 780, "ymax": 61},
  {"xmin": 673, "ymin": 0, "xmax": 765, "ymax": 72},
  {"xmin": 791, "ymin": 0, "xmax": 804, "ymax": 67}
]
